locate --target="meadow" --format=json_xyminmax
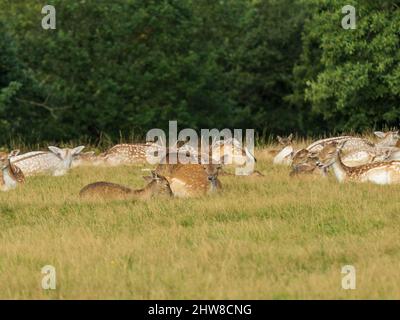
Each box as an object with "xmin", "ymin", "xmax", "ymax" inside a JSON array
[{"xmin": 1, "ymin": 142, "xmax": 400, "ymax": 299}]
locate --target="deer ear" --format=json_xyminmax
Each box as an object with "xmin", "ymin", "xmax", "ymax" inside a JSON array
[
  {"xmin": 9, "ymin": 149, "xmax": 20, "ymax": 158},
  {"xmin": 48, "ymin": 146, "xmax": 63, "ymax": 156},
  {"xmin": 277, "ymin": 136, "xmax": 283, "ymax": 143},
  {"xmin": 288, "ymin": 133, "xmax": 293, "ymax": 141},
  {"xmin": 151, "ymin": 170, "xmax": 160, "ymax": 180},
  {"xmin": 374, "ymin": 131, "xmax": 386, "ymax": 138},
  {"xmin": 72, "ymin": 146, "xmax": 85, "ymax": 156}
]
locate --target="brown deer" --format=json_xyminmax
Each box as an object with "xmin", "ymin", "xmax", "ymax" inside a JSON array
[
  {"xmin": 0, "ymin": 150, "xmax": 25, "ymax": 191},
  {"xmin": 155, "ymin": 155, "xmax": 223, "ymax": 197},
  {"xmin": 79, "ymin": 171, "xmax": 172, "ymax": 200},
  {"xmin": 289, "ymin": 149, "xmax": 326, "ymax": 176}
]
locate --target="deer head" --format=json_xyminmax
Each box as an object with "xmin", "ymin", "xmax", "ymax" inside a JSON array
[
  {"xmin": 277, "ymin": 134, "xmax": 293, "ymax": 146},
  {"xmin": 316, "ymin": 142, "xmax": 340, "ymax": 169},
  {"xmin": 0, "ymin": 150, "xmax": 20, "ymax": 170},
  {"xmin": 374, "ymin": 131, "xmax": 400, "ymax": 147},
  {"xmin": 48, "ymin": 145, "xmax": 85, "ymax": 169},
  {"xmin": 142, "ymin": 171, "xmax": 173, "ymax": 197}
]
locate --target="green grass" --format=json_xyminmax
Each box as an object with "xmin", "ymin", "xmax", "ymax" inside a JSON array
[{"xmin": 1, "ymin": 147, "xmax": 400, "ymax": 299}]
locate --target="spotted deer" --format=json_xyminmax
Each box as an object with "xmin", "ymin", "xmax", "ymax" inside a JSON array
[
  {"xmin": 11, "ymin": 146, "xmax": 85, "ymax": 176},
  {"xmin": 79, "ymin": 171, "xmax": 172, "ymax": 200},
  {"xmin": 97, "ymin": 139, "xmax": 199, "ymax": 166},
  {"xmin": 338, "ymin": 148, "xmax": 393, "ymax": 167},
  {"xmin": 316, "ymin": 141, "xmax": 400, "ymax": 185},
  {"xmin": 0, "ymin": 150, "xmax": 25, "ymax": 191},
  {"xmin": 307, "ymin": 131, "xmax": 399, "ymax": 154},
  {"xmin": 306, "ymin": 136, "xmax": 370, "ymax": 153},
  {"xmin": 97, "ymin": 143, "xmax": 159, "ymax": 166}
]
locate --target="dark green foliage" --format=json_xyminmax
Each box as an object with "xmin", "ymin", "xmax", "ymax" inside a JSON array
[
  {"xmin": 0, "ymin": 0, "xmax": 399, "ymax": 145},
  {"xmin": 291, "ymin": 0, "xmax": 400, "ymax": 133}
]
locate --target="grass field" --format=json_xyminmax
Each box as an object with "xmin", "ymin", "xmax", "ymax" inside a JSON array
[{"xmin": 1, "ymin": 144, "xmax": 400, "ymax": 299}]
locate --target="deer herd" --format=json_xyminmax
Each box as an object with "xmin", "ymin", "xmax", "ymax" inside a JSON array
[
  {"xmin": 274, "ymin": 131, "xmax": 400, "ymax": 184},
  {"xmin": 1, "ymin": 131, "xmax": 400, "ymax": 201}
]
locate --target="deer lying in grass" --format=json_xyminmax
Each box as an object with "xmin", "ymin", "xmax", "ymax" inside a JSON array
[
  {"xmin": 290, "ymin": 143, "xmax": 395, "ymax": 176},
  {"xmin": 0, "ymin": 150, "xmax": 25, "ymax": 191},
  {"xmin": 316, "ymin": 141, "xmax": 400, "ymax": 185},
  {"xmin": 154, "ymin": 138, "xmax": 260, "ymax": 177},
  {"xmin": 155, "ymin": 153, "xmax": 223, "ymax": 197},
  {"xmin": 273, "ymin": 134, "xmax": 294, "ymax": 165},
  {"xmin": 209, "ymin": 137, "xmax": 256, "ymax": 167},
  {"xmin": 96, "ymin": 140, "xmax": 197, "ymax": 166},
  {"xmin": 11, "ymin": 146, "xmax": 85, "ymax": 176},
  {"xmin": 306, "ymin": 131, "xmax": 400, "ymax": 154},
  {"xmin": 97, "ymin": 143, "xmax": 160, "ymax": 166},
  {"xmin": 79, "ymin": 171, "xmax": 172, "ymax": 200},
  {"xmin": 289, "ymin": 149, "xmax": 325, "ymax": 176},
  {"xmin": 336, "ymin": 148, "xmax": 392, "ymax": 167},
  {"xmin": 71, "ymin": 151, "xmax": 100, "ymax": 168}
]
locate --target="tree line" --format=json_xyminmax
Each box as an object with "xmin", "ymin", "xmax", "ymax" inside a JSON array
[{"xmin": 0, "ymin": 0, "xmax": 399, "ymax": 145}]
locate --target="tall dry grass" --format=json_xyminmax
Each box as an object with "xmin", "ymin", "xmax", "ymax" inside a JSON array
[{"xmin": 0, "ymin": 140, "xmax": 400, "ymax": 299}]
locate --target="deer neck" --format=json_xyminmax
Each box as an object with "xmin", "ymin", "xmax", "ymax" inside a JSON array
[
  {"xmin": 1, "ymin": 163, "xmax": 18, "ymax": 190},
  {"xmin": 131, "ymin": 184, "xmax": 153, "ymax": 199},
  {"xmin": 331, "ymin": 152, "xmax": 353, "ymax": 182},
  {"xmin": 208, "ymin": 176, "xmax": 219, "ymax": 192}
]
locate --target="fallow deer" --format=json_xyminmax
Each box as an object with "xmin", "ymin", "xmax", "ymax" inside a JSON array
[
  {"xmin": 11, "ymin": 146, "xmax": 85, "ymax": 176},
  {"xmin": 0, "ymin": 150, "xmax": 25, "ymax": 191},
  {"xmin": 306, "ymin": 131, "xmax": 400, "ymax": 154},
  {"xmin": 71, "ymin": 151, "xmax": 103, "ymax": 168},
  {"xmin": 272, "ymin": 134, "xmax": 294, "ymax": 165},
  {"xmin": 209, "ymin": 137, "xmax": 256, "ymax": 166},
  {"xmin": 289, "ymin": 149, "xmax": 325, "ymax": 176},
  {"xmin": 97, "ymin": 139, "xmax": 198, "ymax": 166},
  {"xmin": 155, "ymin": 156, "xmax": 223, "ymax": 197},
  {"xmin": 290, "ymin": 144, "xmax": 393, "ymax": 176},
  {"xmin": 79, "ymin": 171, "xmax": 172, "ymax": 200},
  {"xmin": 316, "ymin": 141, "xmax": 400, "ymax": 185},
  {"xmin": 277, "ymin": 134, "xmax": 294, "ymax": 146},
  {"xmin": 306, "ymin": 136, "xmax": 370, "ymax": 154},
  {"xmin": 374, "ymin": 131, "xmax": 400, "ymax": 148},
  {"xmin": 160, "ymin": 137, "xmax": 258, "ymax": 176},
  {"xmin": 98, "ymin": 143, "xmax": 158, "ymax": 166}
]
